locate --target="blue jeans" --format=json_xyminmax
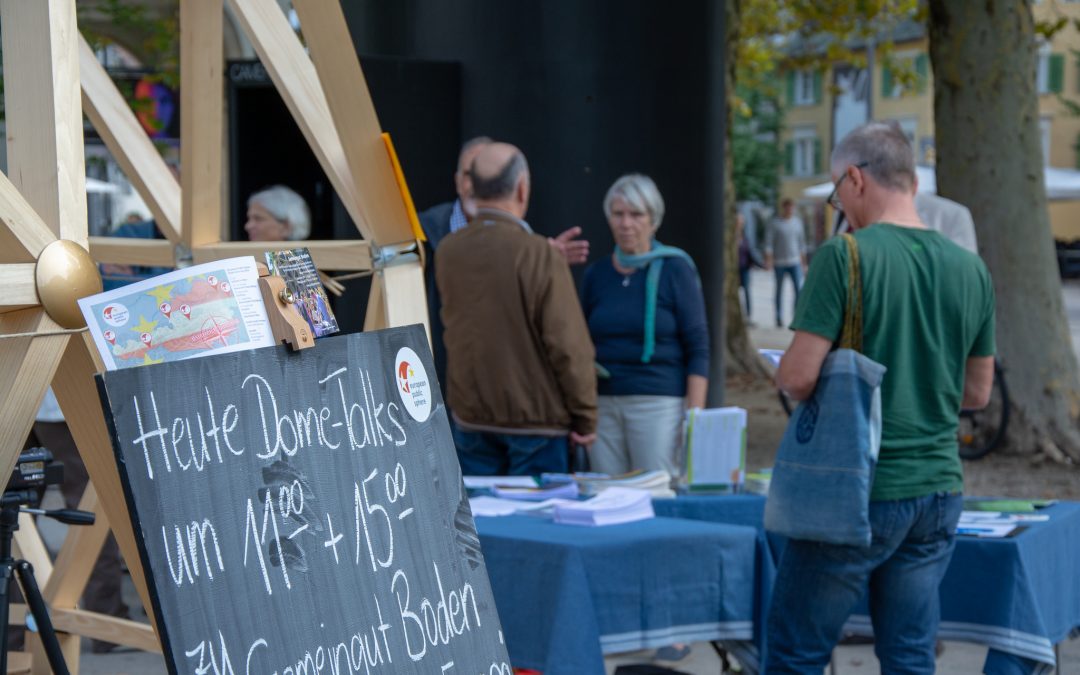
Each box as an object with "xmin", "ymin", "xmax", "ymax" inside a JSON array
[
  {"xmin": 774, "ymin": 264, "xmax": 803, "ymax": 324},
  {"xmin": 739, "ymin": 266, "xmax": 752, "ymax": 317},
  {"xmin": 453, "ymin": 428, "xmax": 569, "ymax": 476},
  {"xmin": 764, "ymin": 491, "xmax": 963, "ymax": 674}
]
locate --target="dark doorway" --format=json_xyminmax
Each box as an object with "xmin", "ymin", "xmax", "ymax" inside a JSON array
[{"xmin": 226, "ymin": 57, "xmax": 462, "ymax": 332}]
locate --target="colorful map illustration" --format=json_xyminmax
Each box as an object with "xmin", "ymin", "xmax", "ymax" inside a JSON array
[{"xmin": 88, "ymin": 269, "xmax": 251, "ymax": 369}]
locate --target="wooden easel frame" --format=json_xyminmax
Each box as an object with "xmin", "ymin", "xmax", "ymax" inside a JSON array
[{"xmin": 0, "ymin": 0, "xmax": 429, "ymax": 671}]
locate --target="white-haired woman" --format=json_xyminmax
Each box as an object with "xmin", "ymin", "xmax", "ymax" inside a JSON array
[
  {"xmin": 244, "ymin": 185, "xmax": 311, "ymax": 241},
  {"xmin": 581, "ymin": 173, "xmax": 709, "ymax": 478}
]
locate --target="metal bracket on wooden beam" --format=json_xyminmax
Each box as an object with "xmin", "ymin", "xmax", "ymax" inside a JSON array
[
  {"xmin": 174, "ymin": 243, "xmax": 193, "ymax": 269},
  {"xmin": 371, "ymin": 240, "xmax": 420, "ymax": 270}
]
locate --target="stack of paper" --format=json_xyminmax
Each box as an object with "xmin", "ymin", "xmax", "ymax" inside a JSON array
[
  {"xmin": 575, "ymin": 470, "xmax": 674, "ymax": 498},
  {"xmin": 955, "ymin": 510, "xmax": 1045, "ymax": 538},
  {"xmin": 469, "ymin": 496, "xmax": 571, "ymax": 517},
  {"xmin": 553, "ymin": 487, "xmax": 655, "ymax": 526},
  {"xmin": 685, "ymin": 407, "xmax": 747, "ymax": 491},
  {"xmin": 463, "ymin": 476, "xmax": 538, "ymax": 490},
  {"xmin": 492, "ymin": 481, "xmax": 579, "ymax": 501},
  {"xmin": 744, "ymin": 469, "xmax": 772, "ymax": 496}
]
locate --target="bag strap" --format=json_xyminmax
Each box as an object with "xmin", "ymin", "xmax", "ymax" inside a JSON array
[{"xmin": 839, "ymin": 233, "xmax": 863, "ymax": 352}]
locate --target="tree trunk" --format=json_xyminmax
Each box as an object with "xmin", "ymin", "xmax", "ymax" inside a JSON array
[
  {"xmin": 930, "ymin": 0, "xmax": 1080, "ymax": 463},
  {"xmin": 724, "ymin": 0, "xmax": 770, "ymax": 377}
]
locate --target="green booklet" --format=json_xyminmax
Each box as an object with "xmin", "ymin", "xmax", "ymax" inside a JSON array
[{"xmin": 963, "ymin": 498, "xmax": 1056, "ymax": 513}]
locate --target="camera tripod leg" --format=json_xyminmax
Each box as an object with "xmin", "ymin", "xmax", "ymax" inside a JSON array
[
  {"xmin": 0, "ymin": 559, "xmax": 13, "ymax": 675},
  {"xmin": 14, "ymin": 560, "xmax": 70, "ymax": 675}
]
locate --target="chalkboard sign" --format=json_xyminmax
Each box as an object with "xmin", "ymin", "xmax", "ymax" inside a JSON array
[{"xmin": 97, "ymin": 325, "xmax": 512, "ymax": 674}]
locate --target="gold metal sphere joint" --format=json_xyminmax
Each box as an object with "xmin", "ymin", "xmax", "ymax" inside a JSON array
[{"xmin": 35, "ymin": 239, "xmax": 103, "ymax": 329}]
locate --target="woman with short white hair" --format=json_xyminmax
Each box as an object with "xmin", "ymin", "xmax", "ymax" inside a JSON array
[
  {"xmin": 582, "ymin": 173, "xmax": 710, "ymax": 477},
  {"xmin": 245, "ymin": 185, "xmax": 311, "ymax": 241}
]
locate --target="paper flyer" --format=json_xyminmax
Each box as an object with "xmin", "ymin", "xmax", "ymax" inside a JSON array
[
  {"xmin": 263, "ymin": 247, "xmax": 339, "ymax": 338},
  {"xmin": 78, "ymin": 257, "xmax": 274, "ymax": 371}
]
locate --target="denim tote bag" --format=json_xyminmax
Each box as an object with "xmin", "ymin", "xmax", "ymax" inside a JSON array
[{"xmin": 764, "ymin": 234, "xmax": 886, "ymax": 547}]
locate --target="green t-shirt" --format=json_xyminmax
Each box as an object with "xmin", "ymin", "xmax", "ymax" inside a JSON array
[{"xmin": 791, "ymin": 223, "xmax": 996, "ymax": 501}]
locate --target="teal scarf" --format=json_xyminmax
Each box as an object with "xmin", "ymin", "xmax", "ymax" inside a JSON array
[{"xmin": 615, "ymin": 240, "xmax": 699, "ymax": 363}]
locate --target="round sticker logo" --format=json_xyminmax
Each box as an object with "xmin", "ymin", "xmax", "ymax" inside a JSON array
[
  {"xmin": 395, "ymin": 346, "xmax": 431, "ymax": 422},
  {"xmin": 101, "ymin": 303, "xmax": 129, "ymax": 327}
]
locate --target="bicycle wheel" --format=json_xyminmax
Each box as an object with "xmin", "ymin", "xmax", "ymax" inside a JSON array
[{"xmin": 958, "ymin": 361, "xmax": 1010, "ymax": 461}]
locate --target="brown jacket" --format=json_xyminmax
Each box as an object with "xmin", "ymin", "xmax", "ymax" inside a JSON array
[{"xmin": 435, "ymin": 209, "xmax": 597, "ymax": 435}]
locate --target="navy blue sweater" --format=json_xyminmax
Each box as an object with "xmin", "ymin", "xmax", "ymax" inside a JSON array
[{"xmin": 581, "ymin": 255, "xmax": 710, "ymax": 397}]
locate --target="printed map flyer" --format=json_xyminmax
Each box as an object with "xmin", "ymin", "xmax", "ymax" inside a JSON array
[
  {"xmin": 78, "ymin": 257, "xmax": 274, "ymax": 371},
  {"xmin": 263, "ymin": 247, "xmax": 339, "ymax": 338}
]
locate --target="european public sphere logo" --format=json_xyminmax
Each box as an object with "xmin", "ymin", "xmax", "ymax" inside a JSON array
[
  {"xmin": 395, "ymin": 346, "xmax": 431, "ymax": 422},
  {"xmin": 102, "ymin": 303, "xmax": 129, "ymax": 327}
]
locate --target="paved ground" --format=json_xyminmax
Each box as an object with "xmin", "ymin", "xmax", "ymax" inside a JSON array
[{"xmin": 28, "ymin": 269, "xmax": 1080, "ymax": 674}]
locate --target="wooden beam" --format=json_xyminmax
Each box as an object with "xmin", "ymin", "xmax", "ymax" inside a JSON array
[
  {"xmin": 13, "ymin": 512, "xmax": 53, "ymax": 586},
  {"xmin": 192, "ymin": 240, "xmax": 373, "ymax": 271},
  {"xmin": 43, "ymin": 483, "xmax": 111, "ymax": 609},
  {"xmin": 0, "ymin": 310, "xmax": 68, "ymax": 490},
  {"xmin": 51, "ymin": 608, "xmax": 161, "ymax": 653},
  {"xmin": 79, "ymin": 35, "xmax": 181, "ymax": 243},
  {"xmin": 0, "ymin": 0, "xmax": 87, "ymax": 246},
  {"xmin": 88, "ymin": 237, "xmax": 176, "ymax": 267},
  {"xmin": 381, "ymin": 261, "xmax": 430, "ymax": 338},
  {"xmin": 0, "ymin": 263, "xmax": 41, "ymax": 310},
  {"xmin": 291, "ymin": 0, "xmax": 415, "ymax": 246},
  {"xmin": 181, "ymin": 0, "xmax": 225, "ymax": 248},
  {"xmin": 0, "ymin": 173, "xmax": 57, "ymax": 264},
  {"xmin": 226, "ymin": 0, "xmax": 370, "ymax": 240},
  {"xmin": 363, "ymin": 273, "xmax": 386, "ymax": 332},
  {"xmin": 12, "ymin": 511, "xmax": 80, "ymax": 675},
  {"xmin": 51, "ymin": 334, "xmax": 158, "ymax": 640},
  {"xmin": 29, "ymin": 632, "xmax": 79, "ymax": 675}
]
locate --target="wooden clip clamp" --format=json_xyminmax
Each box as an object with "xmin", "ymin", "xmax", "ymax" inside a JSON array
[{"xmin": 257, "ymin": 262, "xmax": 315, "ymax": 351}]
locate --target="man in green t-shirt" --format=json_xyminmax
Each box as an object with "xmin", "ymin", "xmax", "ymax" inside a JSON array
[{"xmin": 765, "ymin": 122, "xmax": 996, "ymax": 674}]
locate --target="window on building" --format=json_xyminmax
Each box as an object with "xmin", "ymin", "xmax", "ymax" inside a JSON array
[
  {"xmin": 1041, "ymin": 116, "xmax": 1052, "ymax": 166},
  {"xmin": 786, "ymin": 127, "xmax": 820, "ymax": 178},
  {"xmin": 1037, "ymin": 43, "xmax": 1064, "ymax": 95},
  {"xmin": 788, "ymin": 69, "xmax": 822, "ymax": 107}
]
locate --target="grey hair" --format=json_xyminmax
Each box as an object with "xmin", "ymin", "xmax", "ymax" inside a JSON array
[
  {"xmin": 248, "ymin": 185, "xmax": 311, "ymax": 240},
  {"xmin": 603, "ymin": 173, "xmax": 665, "ymax": 228},
  {"xmin": 831, "ymin": 121, "xmax": 916, "ymax": 192},
  {"xmin": 469, "ymin": 151, "xmax": 529, "ymax": 200}
]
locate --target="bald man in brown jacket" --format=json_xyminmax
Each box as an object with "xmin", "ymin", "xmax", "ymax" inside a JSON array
[{"xmin": 436, "ymin": 142, "xmax": 597, "ymax": 475}]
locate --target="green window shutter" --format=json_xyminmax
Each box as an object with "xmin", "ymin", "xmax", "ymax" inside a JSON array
[
  {"xmin": 881, "ymin": 66, "xmax": 893, "ymax": 98},
  {"xmin": 813, "ymin": 70, "xmax": 823, "ymax": 104},
  {"xmin": 915, "ymin": 54, "xmax": 929, "ymax": 93},
  {"xmin": 814, "ymin": 139, "xmax": 823, "ymax": 175},
  {"xmin": 1050, "ymin": 53, "xmax": 1065, "ymax": 93},
  {"xmin": 784, "ymin": 142, "xmax": 795, "ymax": 175},
  {"xmin": 786, "ymin": 71, "xmax": 796, "ymax": 105}
]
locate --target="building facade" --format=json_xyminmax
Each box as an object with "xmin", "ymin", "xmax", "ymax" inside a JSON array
[{"xmin": 779, "ymin": 2, "xmax": 1080, "ymax": 244}]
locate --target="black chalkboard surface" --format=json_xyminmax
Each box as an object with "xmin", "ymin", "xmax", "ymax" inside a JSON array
[{"xmin": 96, "ymin": 325, "xmax": 511, "ymax": 675}]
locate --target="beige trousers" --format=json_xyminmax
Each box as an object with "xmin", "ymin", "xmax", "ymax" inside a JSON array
[{"xmin": 589, "ymin": 394, "xmax": 685, "ymax": 476}]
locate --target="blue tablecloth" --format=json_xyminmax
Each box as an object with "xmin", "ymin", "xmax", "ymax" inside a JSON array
[
  {"xmin": 653, "ymin": 495, "xmax": 776, "ymax": 672},
  {"xmin": 655, "ymin": 495, "xmax": 1080, "ymax": 675},
  {"xmin": 475, "ymin": 514, "xmax": 759, "ymax": 675}
]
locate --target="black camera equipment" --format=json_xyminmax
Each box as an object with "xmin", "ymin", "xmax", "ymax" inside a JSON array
[{"xmin": 0, "ymin": 447, "xmax": 95, "ymax": 675}]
